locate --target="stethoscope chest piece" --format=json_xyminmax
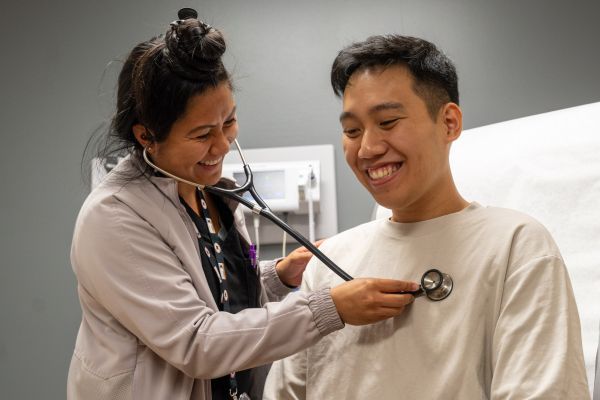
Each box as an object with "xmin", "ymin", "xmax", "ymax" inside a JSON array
[{"xmin": 421, "ymin": 268, "xmax": 453, "ymax": 301}]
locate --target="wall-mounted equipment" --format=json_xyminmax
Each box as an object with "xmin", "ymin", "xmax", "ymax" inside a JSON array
[{"xmin": 223, "ymin": 144, "xmax": 337, "ymax": 248}]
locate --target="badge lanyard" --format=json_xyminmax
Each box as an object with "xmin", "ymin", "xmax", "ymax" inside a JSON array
[{"xmin": 196, "ymin": 189, "xmax": 250, "ymax": 400}]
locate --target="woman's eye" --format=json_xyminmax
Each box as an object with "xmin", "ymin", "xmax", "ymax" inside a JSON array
[
  {"xmin": 194, "ymin": 134, "xmax": 210, "ymax": 141},
  {"xmin": 224, "ymin": 117, "xmax": 237, "ymax": 127}
]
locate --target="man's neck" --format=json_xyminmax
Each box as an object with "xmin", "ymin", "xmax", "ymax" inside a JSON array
[{"xmin": 391, "ymin": 192, "xmax": 469, "ymax": 223}]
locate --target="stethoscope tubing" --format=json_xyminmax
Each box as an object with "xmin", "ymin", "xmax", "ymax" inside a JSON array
[
  {"xmin": 143, "ymin": 143, "xmax": 354, "ymax": 282},
  {"xmin": 205, "ymin": 170, "xmax": 354, "ymax": 281},
  {"xmin": 142, "ymin": 141, "xmax": 452, "ymax": 299}
]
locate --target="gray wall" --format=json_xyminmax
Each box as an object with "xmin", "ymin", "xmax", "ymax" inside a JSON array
[{"xmin": 1, "ymin": 0, "xmax": 599, "ymax": 398}]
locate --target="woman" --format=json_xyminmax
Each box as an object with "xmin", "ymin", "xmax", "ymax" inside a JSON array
[{"xmin": 67, "ymin": 9, "xmax": 418, "ymax": 400}]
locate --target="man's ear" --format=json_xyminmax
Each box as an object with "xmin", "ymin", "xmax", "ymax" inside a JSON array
[
  {"xmin": 441, "ymin": 102, "xmax": 463, "ymax": 143},
  {"xmin": 132, "ymin": 124, "xmax": 154, "ymax": 149}
]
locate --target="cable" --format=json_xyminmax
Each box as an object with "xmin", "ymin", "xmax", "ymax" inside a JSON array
[
  {"xmin": 306, "ymin": 166, "xmax": 315, "ymax": 242},
  {"xmin": 253, "ymin": 213, "xmax": 260, "ymax": 259},
  {"xmin": 281, "ymin": 212, "xmax": 289, "ymax": 257}
]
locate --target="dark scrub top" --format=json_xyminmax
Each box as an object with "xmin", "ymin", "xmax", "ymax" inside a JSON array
[{"xmin": 181, "ymin": 194, "xmax": 261, "ymax": 400}]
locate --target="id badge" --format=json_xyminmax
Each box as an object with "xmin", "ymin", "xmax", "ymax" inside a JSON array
[{"xmin": 229, "ymin": 390, "xmax": 251, "ymax": 400}]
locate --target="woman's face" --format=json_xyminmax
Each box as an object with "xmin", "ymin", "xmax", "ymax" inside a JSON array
[{"xmin": 139, "ymin": 82, "xmax": 238, "ymax": 187}]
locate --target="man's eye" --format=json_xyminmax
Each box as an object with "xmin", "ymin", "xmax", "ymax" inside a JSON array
[
  {"xmin": 194, "ymin": 134, "xmax": 210, "ymax": 141},
  {"xmin": 380, "ymin": 118, "xmax": 400, "ymax": 127},
  {"xmin": 343, "ymin": 128, "xmax": 361, "ymax": 137},
  {"xmin": 224, "ymin": 117, "xmax": 237, "ymax": 126}
]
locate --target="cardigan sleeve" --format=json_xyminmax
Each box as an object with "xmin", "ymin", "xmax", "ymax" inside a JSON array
[{"xmin": 71, "ymin": 197, "xmax": 343, "ymax": 379}]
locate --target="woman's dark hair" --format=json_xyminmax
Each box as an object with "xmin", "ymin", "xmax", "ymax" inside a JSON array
[
  {"xmin": 83, "ymin": 10, "xmax": 230, "ymax": 183},
  {"xmin": 331, "ymin": 35, "xmax": 459, "ymax": 119}
]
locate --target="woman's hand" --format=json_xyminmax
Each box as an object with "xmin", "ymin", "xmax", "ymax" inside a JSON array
[
  {"xmin": 275, "ymin": 239, "xmax": 325, "ymax": 287},
  {"xmin": 331, "ymin": 278, "xmax": 419, "ymax": 325}
]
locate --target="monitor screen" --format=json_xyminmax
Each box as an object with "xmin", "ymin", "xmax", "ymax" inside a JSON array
[{"xmin": 233, "ymin": 170, "xmax": 286, "ymax": 200}]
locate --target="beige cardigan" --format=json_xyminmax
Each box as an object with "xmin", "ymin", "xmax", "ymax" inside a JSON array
[{"xmin": 67, "ymin": 157, "xmax": 343, "ymax": 399}]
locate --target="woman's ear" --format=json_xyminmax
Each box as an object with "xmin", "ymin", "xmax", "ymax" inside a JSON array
[
  {"xmin": 132, "ymin": 124, "xmax": 154, "ymax": 149},
  {"xmin": 442, "ymin": 102, "xmax": 463, "ymax": 143}
]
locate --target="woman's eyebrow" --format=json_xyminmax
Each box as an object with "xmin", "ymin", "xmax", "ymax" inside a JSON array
[
  {"xmin": 227, "ymin": 106, "xmax": 237, "ymax": 119},
  {"xmin": 187, "ymin": 106, "xmax": 237, "ymax": 135}
]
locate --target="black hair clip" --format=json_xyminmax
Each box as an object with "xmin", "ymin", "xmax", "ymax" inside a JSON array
[
  {"xmin": 170, "ymin": 8, "xmax": 211, "ymax": 34},
  {"xmin": 178, "ymin": 8, "xmax": 198, "ymax": 20}
]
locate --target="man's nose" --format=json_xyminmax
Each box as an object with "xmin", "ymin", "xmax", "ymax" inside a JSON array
[{"xmin": 357, "ymin": 128, "xmax": 387, "ymax": 159}]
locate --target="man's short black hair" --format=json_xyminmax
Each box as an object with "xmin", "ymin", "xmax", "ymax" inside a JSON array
[{"xmin": 331, "ymin": 35, "xmax": 459, "ymax": 119}]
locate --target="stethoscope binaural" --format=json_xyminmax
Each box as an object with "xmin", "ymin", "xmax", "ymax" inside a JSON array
[{"xmin": 142, "ymin": 140, "xmax": 454, "ymax": 301}]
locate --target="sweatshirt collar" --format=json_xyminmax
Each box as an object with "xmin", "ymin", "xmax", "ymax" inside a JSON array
[{"xmin": 379, "ymin": 202, "xmax": 482, "ymax": 238}]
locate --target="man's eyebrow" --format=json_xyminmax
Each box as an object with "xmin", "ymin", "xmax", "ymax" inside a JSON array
[
  {"xmin": 371, "ymin": 102, "xmax": 405, "ymax": 113},
  {"xmin": 339, "ymin": 111, "xmax": 355, "ymax": 122},
  {"xmin": 339, "ymin": 102, "xmax": 406, "ymax": 122}
]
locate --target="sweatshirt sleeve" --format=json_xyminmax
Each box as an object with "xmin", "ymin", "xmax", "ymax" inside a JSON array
[
  {"xmin": 71, "ymin": 198, "xmax": 342, "ymax": 380},
  {"xmin": 490, "ymin": 254, "xmax": 590, "ymax": 399}
]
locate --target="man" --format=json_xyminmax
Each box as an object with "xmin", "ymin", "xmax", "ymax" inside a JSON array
[{"xmin": 264, "ymin": 35, "xmax": 590, "ymax": 399}]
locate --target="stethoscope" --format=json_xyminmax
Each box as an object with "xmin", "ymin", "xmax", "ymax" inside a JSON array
[{"xmin": 143, "ymin": 140, "xmax": 454, "ymax": 301}]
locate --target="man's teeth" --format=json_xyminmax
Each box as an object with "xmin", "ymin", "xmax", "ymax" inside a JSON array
[
  {"xmin": 200, "ymin": 158, "xmax": 221, "ymax": 166},
  {"xmin": 367, "ymin": 164, "xmax": 400, "ymax": 180}
]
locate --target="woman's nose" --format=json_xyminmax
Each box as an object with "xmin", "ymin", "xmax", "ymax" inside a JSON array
[{"xmin": 212, "ymin": 129, "xmax": 235, "ymax": 155}]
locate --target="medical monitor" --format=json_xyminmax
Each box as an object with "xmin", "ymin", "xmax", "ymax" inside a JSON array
[{"xmin": 222, "ymin": 163, "xmax": 300, "ymax": 212}]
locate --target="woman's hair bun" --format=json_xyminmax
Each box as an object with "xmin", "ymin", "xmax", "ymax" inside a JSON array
[{"xmin": 165, "ymin": 8, "xmax": 226, "ymax": 76}]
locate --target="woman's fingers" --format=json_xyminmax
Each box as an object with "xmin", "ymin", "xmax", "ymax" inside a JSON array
[
  {"xmin": 374, "ymin": 279, "xmax": 421, "ymax": 293},
  {"xmin": 378, "ymin": 293, "xmax": 416, "ymax": 308},
  {"xmin": 330, "ymin": 278, "xmax": 420, "ymax": 325}
]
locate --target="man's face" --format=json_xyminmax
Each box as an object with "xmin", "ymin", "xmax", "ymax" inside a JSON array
[{"xmin": 340, "ymin": 65, "xmax": 462, "ymax": 222}]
